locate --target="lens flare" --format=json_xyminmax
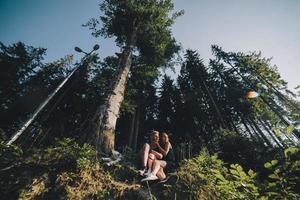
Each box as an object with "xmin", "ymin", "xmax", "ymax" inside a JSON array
[{"xmin": 246, "ymin": 91, "xmax": 259, "ymax": 98}]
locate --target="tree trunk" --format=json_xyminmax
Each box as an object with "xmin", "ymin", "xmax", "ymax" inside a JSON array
[
  {"xmin": 227, "ymin": 62, "xmax": 300, "ymax": 139},
  {"xmin": 249, "ymin": 116, "xmax": 272, "ymax": 147},
  {"xmin": 257, "ymin": 118, "xmax": 283, "ymax": 148},
  {"xmin": 128, "ymin": 112, "xmax": 136, "ymax": 148},
  {"xmin": 198, "ymin": 75, "xmax": 226, "ymax": 128},
  {"xmin": 240, "ymin": 115, "xmax": 257, "ymax": 141},
  {"xmin": 246, "ymin": 118, "xmax": 265, "ymax": 143},
  {"xmin": 264, "ymin": 120, "xmax": 293, "ymax": 147},
  {"xmin": 97, "ymin": 48, "xmax": 132, "ymax": 154},
  {"xmin": 93, "ymin": 29, "xmax": 137, "ymax": 155},
  {"xmin": 133, "ymin": 107, "xmax": 140, "ymax": 152}
]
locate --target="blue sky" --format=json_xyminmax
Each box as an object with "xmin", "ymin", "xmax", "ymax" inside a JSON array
[{"xmin": 1, "ymin": 0, "xmax": 299, "ymax": 91}]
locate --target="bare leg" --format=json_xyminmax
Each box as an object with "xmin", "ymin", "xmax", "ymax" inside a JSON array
[
  {"xmin": 139, "ymin": 143, "xmax": 150, "ymax": 168},
  {"xmin": 151, "ymin": 160, "xmax": 166, "ymax": 176},
  {"xmin": 147, "ymin": 153, "xmax": 155, "ymax": 170},
  {"xmin": 156, "ymin": 167, "xmax": 166, "ymax": 180}
]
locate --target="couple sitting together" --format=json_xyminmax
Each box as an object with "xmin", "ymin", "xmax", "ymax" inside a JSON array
[{"xmin": 138, "ymin": 130, "xmax": 175, "ymax": 182}]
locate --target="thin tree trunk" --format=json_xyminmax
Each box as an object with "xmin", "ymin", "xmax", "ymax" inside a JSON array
[
  {"xmin": 243, "ymin": 63, "xmax": 300, "ymax": 112},
  {"xmin": 246, "ymin": 118, "xmax": 265, "ymax": 143},
  {"xmin": 198, "ymin": 75, "xmax": 226, "ymax": 128},
  {"xmin": 228, "ymin": 116, "xmax": 240, "ymax": 135},
  {"xmin": 264, "ymin": 120, "xmax": 293, "ymax": 147},
  {"xmin": 240, "ymin": 115, "xmax": 257, "ymax": 141},
  {"xmin": 257, "ymin": 118, "xmax": 283, "ymax": 148},
  {"xmin": 133, "ymin": 107, "xmax": 140, "ymax": 152},
  {"xmin": 248, "ymin": 116, "xmax": 272, "ymax": 147},
  {"xmin": 128, "ymin": 112, "xmax": 136, "ymax": 148},
  {"xmin": 227, "ymin": 62, "xmax": 300, "ymax": 139}
]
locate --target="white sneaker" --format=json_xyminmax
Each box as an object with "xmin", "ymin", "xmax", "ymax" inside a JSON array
[
  {"xmin": 141, "ymin": 174, "xmax": 158, "ymax": 182},
  {"xmin": 143, "ymin": 170, "xmax": 151, "ymax": 177},
  {"xmin": 139, "ymin": 168, "xmax": 147, "ymax": 176}
]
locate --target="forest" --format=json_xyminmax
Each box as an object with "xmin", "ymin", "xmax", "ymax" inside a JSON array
[{"xmin": 0, "ymin": 0, "xmax": 300, "ymax": 199}]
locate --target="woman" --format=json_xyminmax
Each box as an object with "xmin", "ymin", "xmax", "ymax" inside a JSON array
[
  {"xmin": 138, "ymin": 130, "xmax": 163, "ymax": 176},
  {"xmin": 141, "ymin": 132, "xmax": 175, "ymax": 182}
]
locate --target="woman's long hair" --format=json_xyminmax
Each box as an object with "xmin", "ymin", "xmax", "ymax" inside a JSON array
[{"xmin": 160, "ymin": 132, "xmax": 170, "ymax": 148}]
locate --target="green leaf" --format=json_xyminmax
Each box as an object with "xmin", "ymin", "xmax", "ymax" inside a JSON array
[
  {"xmin": 236, "ymin": 165, "xmax": 243, "ymax": 172},
  {"xmin": 272, "ymin": 128, "xmax": 280, "ymax": 136},
  {"xmin": 274, "ymin": 169, "xmax": 281, "ymax": 174},
  {"xmin": 248, "ymin": 169, "xmax": 256, "ymax": 178},
  {"xmin": 215, "ymin": 173, "xmax": 226, "ymax": 181},
  {"xmin": 264, "ymin": 162, "xmax": 272, "ymax": 169},
  {"xmin": 284, "ymin": 147, "xmax": 299, "ymax": 158},
  {"xmin": 271, "ymin": 160, "xmax": 278, "ymax": 166},
  {"xmin": 268, "ymin": 174, "xmax": 280, "ymax": 180},
  {"xmin": 285, "ymin": 125, "xmax": 295, "ymax": 135},
  {"xmin": 229, "ymin": 169, "xmax": 239, "ymax": 176}
]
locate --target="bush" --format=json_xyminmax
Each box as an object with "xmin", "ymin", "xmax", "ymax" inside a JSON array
[
  {"xmin": 168, "ymin": 149, "xmax": 259, "ymax": 200},
  {"xmin": 216, "ymin": 128, "xmax": 279, "ymax": 173},
  {"xmin": 0, "ymin": 129, "xmax": 23, "ymax": 168},
  {"xmin": 261, "ymin": 146, "xmax": 300, "ymax": 199}
]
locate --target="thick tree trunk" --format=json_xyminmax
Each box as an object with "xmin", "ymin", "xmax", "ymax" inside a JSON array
[
  {"xmin": 97, "ymin": 48, "xmax": 132, "ymax": 154},
  {"xmin": 93, "ymin": 27, "xmax": 137, "ymax": 155}
]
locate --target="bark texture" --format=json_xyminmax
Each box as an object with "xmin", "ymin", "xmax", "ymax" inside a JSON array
[
  {"xmin": 98, "ymin": 47, "xmax": 133, "ymax": 154},
  {"xmin": 93, "ymin": 26, "xmax": 138, "ymax": 154}
]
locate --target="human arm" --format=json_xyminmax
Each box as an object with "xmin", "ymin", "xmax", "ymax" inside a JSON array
[
  {"xmin": 150, "ymin": 149, "xmax": 163, "ymax": 159},
  {"xmin": 157, "ymin": 142, "xmax": 171, "ymax": 157}
]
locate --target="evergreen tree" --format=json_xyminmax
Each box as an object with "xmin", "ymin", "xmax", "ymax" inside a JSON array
[
  {"xmin": 158, "ymin": 75, "xmax": 175, "ymax": 132},
  {"xmin": 211, "ymin": 45, "xmax": 299, "ymax": 145},
  {"xmin": 84, "ymin": 0, "xmax": 183, "ymax": 154}
]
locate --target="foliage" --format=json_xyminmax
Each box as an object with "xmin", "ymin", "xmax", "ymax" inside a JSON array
[
  {"xmin": 85, "ymin": 0, "xmax": 183, "ymax": 66},
  {"xmin": 216, "ymin": 128, "xmax": 277, "ymax": 172},
  {"xmin": 0, "ymin": 129, "xmax": 23, "ymax": 168},
  {"xmin": 56, "ymin": 163, "xmax": 140, "ymax": 200},
  {"xmin": 1, "ymin": 138, "xmax": 142, "ymax": 199},
  {"xmin": 261, "ymin": 146, "xmax": 300, "ymax": 199},
  {"xmin": 19, "ymin": 173, "xmax": 49, "ymax": 200},
  {"xmin": 0, "ymin": 42, "xmax": 46, "ymax": 135},
  {"xmin": 157, "ymin": 75, "xmax": 176, "ymax": 131},
  {"xmin": 168, "ymin": 149, "xmax": 260, "ymax": 200},
  {"xmin": 2, "ymin": 9, "xmax": 300, "ymax": 198},
  {"xmin": 165, "ymin": 146, "xmax": 300, "ymax": 200},
  {"xmin": 214, "ymin": 164, "xmax": 259, "ymax": 199}
]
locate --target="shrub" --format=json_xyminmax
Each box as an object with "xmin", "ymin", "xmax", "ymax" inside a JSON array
[
  {"xmin": 261, "ymin": 146, "xmax": 300, "ymax": 200},
  {"xmin": 0, "ymin": 129, "xmax": 23, "ymax": 168},
  {"xmin": 168, "ymin": 149, "xmax": 259, "ymax": 200}
]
